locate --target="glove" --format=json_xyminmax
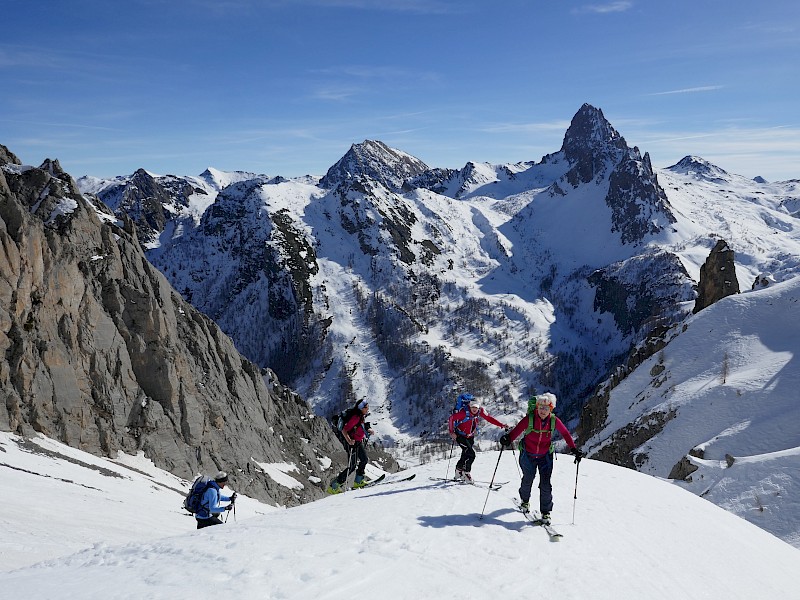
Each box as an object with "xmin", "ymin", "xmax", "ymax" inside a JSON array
[
  {"xmin": 230, "ymin": 492, "xmax": 238, "ymax": 502},
  {"xmin": 225, "ymin": 504, "xmax": 234, "ymax": 511},
  {"xmin": 570, "ymin": 447, "xmax": 585, "ymax": 463},
  {"xmin": 499, "ymin": 434, "xmax": 511, "ymax": 448}
]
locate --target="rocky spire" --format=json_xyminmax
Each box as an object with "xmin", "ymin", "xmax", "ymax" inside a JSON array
[
  {"xmin": 560, "ymin": 103, "xmax": 629, "ymax": 186},
  {"xmin": 693, "ymin": 239, "xmax": 740, "ymax": 313}
]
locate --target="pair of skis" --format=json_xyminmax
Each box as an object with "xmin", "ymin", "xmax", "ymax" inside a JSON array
[
  {"xmin": 429, "ymin": 476, "xmax": 505, "ymax": 490},
  {"xmin": 512, "ymin": 498, "xmax": 563, "ymax": 540},
  {"xmin": 360, "ymin": 473, "xmax": 416, "ymax": 488}
]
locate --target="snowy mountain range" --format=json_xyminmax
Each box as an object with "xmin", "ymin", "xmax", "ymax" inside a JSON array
[
  {"xmin": 77, "ymin": 105, "xmax": 800, "ymax": 438},
  {"xmin": 6, "ymin": 102, "xmax": 798, "ymax": 547},
  {"xmin": 2, "ymin": 429, "xmax": 798, "ymax": 599}
]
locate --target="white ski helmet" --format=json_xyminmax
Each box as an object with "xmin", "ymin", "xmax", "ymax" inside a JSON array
[{"xmin": 529, "ymin": 392, "xmax": 556, "ymax": 413}]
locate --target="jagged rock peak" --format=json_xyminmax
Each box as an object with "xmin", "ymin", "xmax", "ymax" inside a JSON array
[
  {"xmin": 667, "ymin": 156, "xmax": 730, "ymax": 181},
  {"xmin": 558, "ymin": 104, "xmax": 630, "ymax": 188},
  {"xmin": 693, "ymin": 239, "xmax": 740, "ymax": 314},
  {"xmin": 0, "ymin": 143, "xmax": 22, "ymax": 166},
  {"xmin": 562, "ymin": 103, "xmax": 627, "ymax": 161},
  {"xmin": 320, "ymin": 139, "xmax": 429, "ymax": 192}
]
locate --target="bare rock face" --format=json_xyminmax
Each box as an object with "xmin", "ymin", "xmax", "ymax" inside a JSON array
[
  {"xmin": 693, "ymin": 239, "xmax": 740, "ymax": 314},
  {"xmin": 0, "ymin": 145, "xmax": 379, "ymax": 506}
]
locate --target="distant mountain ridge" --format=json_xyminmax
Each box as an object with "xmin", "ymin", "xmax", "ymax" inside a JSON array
[{"xmin": 71, "ymin": 103, "xmax": 796, "ymax": 445}]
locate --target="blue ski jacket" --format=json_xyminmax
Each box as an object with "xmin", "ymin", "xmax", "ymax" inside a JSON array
[{"xmin": 195, "ymin": 482, "xmax": 232, "ymax": 520}]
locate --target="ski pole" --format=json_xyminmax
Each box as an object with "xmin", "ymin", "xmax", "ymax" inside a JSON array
[
  {"xmin": 225, "ymin": 493, "xmax": 237, "ymax": 523},
  {"xmin": 445, "ymin": 438, "xmax": 455, "ymax": 479},
  {"xmin": 511, "ymin": 445, "xmax": 522, "ymax": 479},
  {"xmin": 479, "ymin": 447, "xmax": 504, "ymax": 520},
  {"xmin": 345, "ymin": 443, "xmax": 355, "ymax": 489},
  {"xmin": 572, "ymin": 459, "xmax": 580, "ymax": 525}
]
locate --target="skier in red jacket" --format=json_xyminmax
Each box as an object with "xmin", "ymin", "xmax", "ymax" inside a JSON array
[
  {"xmin": 448, "ymin": 395, "xmax": 508, "ymax": 482},
  {"xmin": 328, "ymin": 400, "xmax": 374, "ymax": 494},
  {"xmin": 500, "ymin": 393, "xmax": 584, "ymax": 524}
]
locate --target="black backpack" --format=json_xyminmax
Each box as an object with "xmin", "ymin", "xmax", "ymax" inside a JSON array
[
  {"xmin": 183, "ymin": 476, "xmax": 214, "ymax": 514},
  {"xmin": 332, "ymin": 406, "xmax": 362, "ymax": 438}
]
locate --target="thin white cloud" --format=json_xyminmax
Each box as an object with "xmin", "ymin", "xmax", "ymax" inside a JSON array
[
  {"xmin": 649, "ymin": 85, "xmax": 723, "ymax": 96},
  {"xmin": 307, "ymin": 65, "xmax": 442, "ymax": 102},
  {"xmin": 183, "ymin": 0, "xmax": 470, "ymax": 15},
  {"xmin": 310, "ymin": 85, "xmax": 362, "ymax": 102},
  {"xmin": 0, "ymin": 118, "xmax": 121, "ymax": 132},
  {"xmin": 308, "ymin": 0, "xmax": 465, "ymax": 13},
  {"xmin": 312, "ymin": 65, "xmax": 440, "ymax": 83},
  {"xmin": 480, "ymin": 120, "xmax": 572, "ymax": 134},
  {"xmin": 573, "ymin": 2, "xmax": 633, "ymax": 15}
]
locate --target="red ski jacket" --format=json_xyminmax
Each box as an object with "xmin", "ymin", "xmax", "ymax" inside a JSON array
[
  {"xmin": 507, "ymin": 413, "xmax": 576, "ymax": 456},
  {"xmin": 448, "ymin": 407, "xmax": 505, "ymax": 438}
]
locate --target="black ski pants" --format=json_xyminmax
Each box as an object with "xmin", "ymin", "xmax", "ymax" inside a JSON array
[
  {"xmin": 455, "ymin": 435, "xmax": 476, "ymax": 472},
  {"xmin": 336, "ymin": 441, "xmax": 369, "ymax": 484}
]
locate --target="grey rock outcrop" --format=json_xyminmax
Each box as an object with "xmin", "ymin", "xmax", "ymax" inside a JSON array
[
  {"xmin": 0, "ymin": 144, "xmax": 381, "ymax": 506},
  {"xmin": 693, "ymin": 239, "xmax": 740, "ymax": 314}
]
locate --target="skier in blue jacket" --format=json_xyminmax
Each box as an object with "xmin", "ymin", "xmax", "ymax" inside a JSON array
[{"xmin": 196, "ymin": 471, "xmax": 236, "ymax": 529}]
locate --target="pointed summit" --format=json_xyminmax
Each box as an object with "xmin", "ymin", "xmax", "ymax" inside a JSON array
[
  {"xmin": 320, "ymin": 140, "xmax": 429, "ymax": 192},
  {"xmin": 560, "ymin": 104, "xmax": 629, "ymax": 186},
  {"xmin": 563, "ymin": 104, "xmax": 625, "ymax": 155}
]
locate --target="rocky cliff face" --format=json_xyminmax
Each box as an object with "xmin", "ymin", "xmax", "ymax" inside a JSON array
[{"xmin": 0, "ymin": 144, "xmax": 386, "ymax": 506}]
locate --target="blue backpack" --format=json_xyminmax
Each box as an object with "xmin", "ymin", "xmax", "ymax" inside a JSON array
[
  {"xmin": 183, "ymin": 476, "xmax": 214, "ymax": 514},
  {"xmin": 452, "ymin": 393, "xmax": 478, "ymax": 431},
  {"xmin": 453, "ymin": 393, "xmax": 474, "ymax": 414}
]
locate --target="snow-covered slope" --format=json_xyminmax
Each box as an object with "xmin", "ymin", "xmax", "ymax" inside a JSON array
[
  {"xmin": 2, "ymin": 430, "xmax": 798, "ymax": 598},
  {"xmin": 583, "ymin": 276, "xmax": 800, "ymax": 546}
]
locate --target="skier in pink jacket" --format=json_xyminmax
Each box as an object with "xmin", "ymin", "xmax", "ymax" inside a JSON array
[
  {"xmin": 500, "ymin": 393, "xmax": 584, "ymax": 524},
  {"xmin": 448, "ymin": 394, "xmax": 508, "ymax": 482}
]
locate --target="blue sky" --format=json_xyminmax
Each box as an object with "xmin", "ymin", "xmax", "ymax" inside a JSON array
[{"xmin": 1, "ymin": 0, "xmax": 798, "ymax": 181}]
